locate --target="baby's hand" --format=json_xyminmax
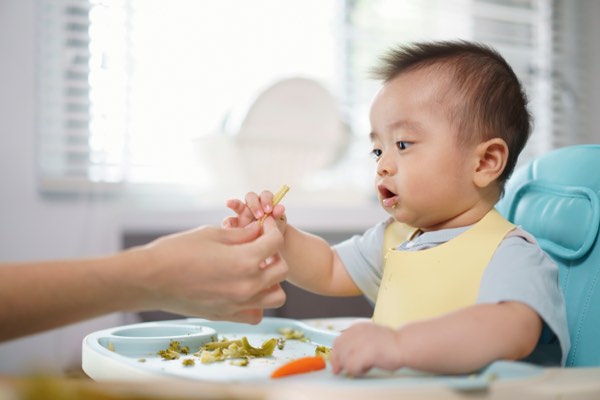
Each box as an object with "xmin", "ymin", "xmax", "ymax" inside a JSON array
[
  {"xmin": 223, "ymin": 194, "xmax": 257, "ymax": 229},
  {"xmin": 330, "ymin": 322, "xmax": 404, "ymax": 377},
  {"xmin": 223, "ymin": 191, "xmax": 287, "ymax": 232}
]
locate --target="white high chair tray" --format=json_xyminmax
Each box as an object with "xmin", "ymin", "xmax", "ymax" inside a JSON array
[{"xmin": 82, "ymin": 317, "xmax": 542, "ymax": 390}]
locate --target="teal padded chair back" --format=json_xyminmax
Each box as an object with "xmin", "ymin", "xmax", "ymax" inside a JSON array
[{"xmin": 496, "ymin": 144, "xmax": 600, "ymax": 367}]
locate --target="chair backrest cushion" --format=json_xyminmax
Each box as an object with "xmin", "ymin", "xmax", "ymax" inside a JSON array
[{"xmin": 496, "ymin": 145, "xmax": 600, "ymax": 367}]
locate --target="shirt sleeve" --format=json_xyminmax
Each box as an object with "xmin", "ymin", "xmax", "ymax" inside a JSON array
[
  {"xmin": 477, "ymin": 228, "xmax": 571, "ymax": 366},
  {"xmin": 332, "ymin": 220, "xmax": 389, "ymax": 304}
]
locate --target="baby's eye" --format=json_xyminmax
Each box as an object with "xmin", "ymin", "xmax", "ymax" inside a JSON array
[
  {"xmin": 396, "ymin": 141, "xmax": 412, "ymax": 150},
  {"xmin": 370, "ymin": 148, "xmax": 382, "ymax": 160}
]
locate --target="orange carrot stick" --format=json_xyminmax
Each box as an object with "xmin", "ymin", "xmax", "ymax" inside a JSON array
[{"xmin": 270, "ymin": 356, "xmax": 326, "ymax": 379}]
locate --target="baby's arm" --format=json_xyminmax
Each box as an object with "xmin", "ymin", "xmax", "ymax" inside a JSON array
[
  {"xmin": 279, "ymin": 224, "xmax": 361, "ymax": 296},
  {"xmin": 331, "ymin": 301, "xmax": 542, "ymax": 375},
  {"xmin": 225, "ymin": 191, "xmax": 361, "ymax": 297}
]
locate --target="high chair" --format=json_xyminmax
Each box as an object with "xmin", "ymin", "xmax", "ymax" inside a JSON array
[{"xmin": 496, "ymin": 144, "xmax": 600, "ymax": 367}]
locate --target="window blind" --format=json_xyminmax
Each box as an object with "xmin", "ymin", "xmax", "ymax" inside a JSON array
[
  {"xmin": 551, "ymin": 0, "xmax": 598, "ymax": 148},
  {"xmin": 37, "ymin": 0, "xmax": 341, "ymax": 193},
  {"xmin": 37, "ymin": 0, "xmax": 100, "ymax": 191},
  {"xmin": 38, "ymin": 0, "xmax": 589, "ymax": 196}
]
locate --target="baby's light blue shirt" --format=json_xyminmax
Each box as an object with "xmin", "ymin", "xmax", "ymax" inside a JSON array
[{"xmin": 333, "ymin": 219, "xmax": 570, "ymax": 366}]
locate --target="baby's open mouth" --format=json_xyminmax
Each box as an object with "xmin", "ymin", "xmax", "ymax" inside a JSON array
[{"xmin": 378, "ymin": 185, "xmax": 398, "ymax": 208}]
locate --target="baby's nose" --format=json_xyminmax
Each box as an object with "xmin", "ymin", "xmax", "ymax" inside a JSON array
[{"xmin": 376, "ymin": 152, "xmax": 396, "ymax": 176}]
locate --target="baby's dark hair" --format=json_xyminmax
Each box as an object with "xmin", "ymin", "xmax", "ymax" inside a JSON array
[{"xmin": 371, "ymin": 40, "xmax": 531, "ymax": 186}]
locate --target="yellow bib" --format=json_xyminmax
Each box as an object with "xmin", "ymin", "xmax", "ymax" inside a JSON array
[{"xmin": 372, "ymin": 209, "xmax": 515, "ymax": 328}]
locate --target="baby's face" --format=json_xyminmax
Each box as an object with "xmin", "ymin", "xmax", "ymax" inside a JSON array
[{"xmin": 369, "ymin": 67, "xmax": 480, "ymax": 231}]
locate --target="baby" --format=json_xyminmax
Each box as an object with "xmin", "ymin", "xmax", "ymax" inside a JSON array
[{"xmin": 224, "ymin": 41, "xmax": 569, "ymax": 376}]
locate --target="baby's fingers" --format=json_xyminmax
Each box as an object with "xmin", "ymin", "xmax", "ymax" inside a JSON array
[
  {"xmin": 226, "ymin": 198, "xmax": 246, "ymax": 215},
  {"xmin": 245, "ymin": 191, "xmax": 270, "ymax": 220},
  {"xmin": 259, "ymin": 191, "xmax": 275, "ymax": 214},
  {"xmin": 222, "ymin": 216, "xmax": 239, "ymax": 229},
  {"xmin": 271, "ymin": 204, "xmax": 286, "ymax": 219},
  {"xmin": 226, "ymin": 198, "xmax": 257, "ymax": 227}
]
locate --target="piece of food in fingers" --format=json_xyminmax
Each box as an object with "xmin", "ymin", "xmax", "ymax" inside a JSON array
[{"xmin": 272, "ymin": 184, "xmax": 290, "ymax": 205}]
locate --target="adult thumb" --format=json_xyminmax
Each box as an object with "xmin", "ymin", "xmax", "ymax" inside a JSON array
[{"xmin": 219, "ymin": 222, "xmax": 261, "ymax": 245}]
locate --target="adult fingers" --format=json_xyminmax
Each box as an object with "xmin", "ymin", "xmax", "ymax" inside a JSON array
[
  {"xmin": 272, "ymin": 204, "xmax": 286, "ymax": 219},
  {"xmin": 247, "ymin": 283, "xmax": 287, "ymax": 310},
  {"xmin": 247, "ymin": 217, "xmax": 284, "ymax": 255},
  {"xmin": 215, "ymin": 223, "xmax": 261, "ymax": 245},
  {"xmin": 228, "ymin": 308, "xmax": 264, "ymax": 325},
  {"xmin": 261, "ymin": 216, "xmax": 282, "ymax": 235},
  {"xmin": 234, "ymin": 247, "xmax": 287, "ymax": 299},
  {"xmin": 256, "ymin": 254, "xmax": 288, "ymax": 294},
  {"xmin": 245, "ymin": 191, "xmax": 266, "ymax": 220},
  {"xmin": 227, "ymin": 285, "xmax": 285, "ymax": 324}
]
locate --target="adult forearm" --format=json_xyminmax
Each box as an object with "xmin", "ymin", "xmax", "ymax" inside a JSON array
[
  {"xmin": 0, "ymin": 251, "xmax": 140, "ymax": 342},
  {"xmin": 0, "ymin": 222, "xmax": 289, "ymax": 342}
]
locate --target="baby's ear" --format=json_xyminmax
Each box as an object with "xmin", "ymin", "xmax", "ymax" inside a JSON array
[{"xmin": 473, "ymin": 138, "xmax": 508, "ymax": 188}]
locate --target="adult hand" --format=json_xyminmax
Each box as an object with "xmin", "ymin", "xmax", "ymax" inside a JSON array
[
  {"xmin": 133, "ymin": 217, "xmax": 288, "ymax": 323},
  {"xmin": 0, "ymin": 218, "xmax": 288, "ymax": 342},
  {"xmin": 223, "ymin": 190, "xmax": 287, "ymax": 234}
]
